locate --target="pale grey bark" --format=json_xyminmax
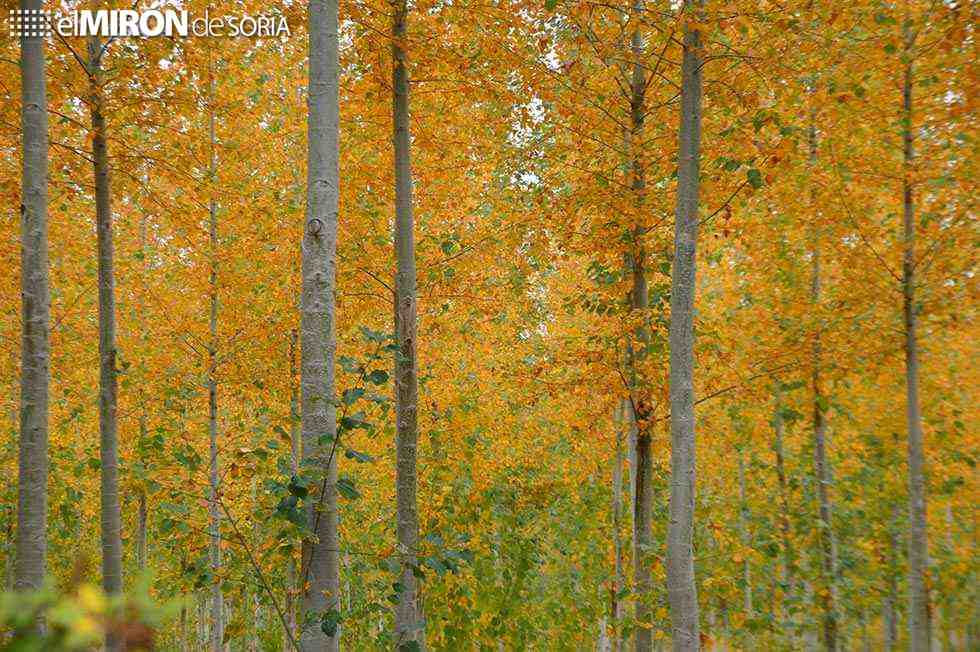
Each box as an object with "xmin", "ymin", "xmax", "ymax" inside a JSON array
[
  {"xmin": 627, "ymin": 398, "xmax": 653, "ymax": 652},
  {"xmin": 943, "ymin": 505, "xmax": 958, "ymax": 651},
  {"xmin": 285, "ymin": 330, "xmax": 300, "ymax": 649},
  {"xmin": 391, "ymin": 0, "xmax": 425, "ymax": 645},
  {"xmin": 623, "ymin": 3, "xmax": 653, "ymax": 650},
  {"xmin": 883, "ymin": 593, "xmax": 897, "ymax": 651},
  {"xmin": 250, "ymin": 478, "xmax": 261, "ymax": 652},
  {"xmin": 598, "ymin": 616, "xmax": 612, "ymax": 652},
  {"xmin": 300, "ymin": 0, "xmax": 341, "ymax": 649},
  {"xmin": 666, "ymin": 2, "xmax": 703, "ymax": 649},
  {"xmin": 612, "ymin": 404, "xmax": 626, "ymax": 652},
  {"xmin": 901, "ymin": 23, "xmax": 932, "ymax": 652},
  {"xmin": 198, "ymin": 593, "xmax": 207, "ymax": 648},
  {"xmin": 861, "ymin": 609, "xmax": 872, "ymax": 652},
  {"xmin": 628, "ymin": 402, "xmax": 638, "ymax": 543},
  {"xmin": 737, "ymin": 450, "xmax": 752, "ymax": 618},
  {"xmin": 180, "ymin": 602, "xmax": 188, "ymax": 652},
  {"xmin": 15, "ymin": 0, "xmax": 51, "ymax": 607},
  {"xmin": 806, "ymin": 109, "xmax": 840, "ymax": 652},
  {"xmin": 136, "ymin": 456, "xmax": 147, "ymax": 572},
  {"xmin": 4, "ymin": 385, "xmax": 14, "ymax": 594},
  {"xmin": 87, "ymin": 35, "xmax": 123, "ymax": 652},
  {"xmin": 206, "ymin": 60, "xmax": 224, "ymax": 652},
  {"xmin": 136, "ymin": 211, "xmax": 149, "ymax": 572},
  {"xmin": 883, "ymin": 504, "xmax": 900, "ymax": 652},
  {"xmin": 772, "ymin": 388, "xmax": 797, "ymax": 642},
  {"xmin": 803, "ymin": 580, "xmax": 818, "ymax": 651}
]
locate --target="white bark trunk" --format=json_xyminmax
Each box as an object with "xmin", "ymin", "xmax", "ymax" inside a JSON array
[
  {"xmin": 205, "ymin": 58, "xmax": 225, "ymax": 652},
  {"xmin": 737, "ymin": 450, "xmax": 752, "ymax": 619},
  {"xmin": 300, "ymin": 1, "xmax": 341, "ymax": 649},
  {"xmin": 136, "ymin": 209, "xmax": 149, "ymax": 573},
  {"xmin": 612, "ymin": 404, "xmax": 625, "ymax": 652},
  {"xmin": 772, "ymin": 388, "xmax": 797, "ymax": 644},
  {"xmin": 901, "ymin": 21, "xmax": 932, "ymax": 651},
  {"xmin": 666, "ymin": 2, "xmax": 704, "ymax": 649},
  {"xmin": 884, "ymin": 504, "xmax": 900, "ymax": 652},
  {"xmin": 624, "ymin": 3, "xmax": 653, "ymax": 650},
  {"xmin": 808, "ymin": 115, "xmax": 839, "ymax": 652},
  {"xmin": 15, "ymin": 0, "xmax": 51, "ymax": 613},
  {"xmin": 391, "ymin": 0, "xmax": 425, "ymax": 645},
  {"xmin": 87, "ymin": 35, "xmax": 123, "ymax": 652},
  {"xmin": 285, "ymin": 330, "xmax": 300, "ymax": 649}
]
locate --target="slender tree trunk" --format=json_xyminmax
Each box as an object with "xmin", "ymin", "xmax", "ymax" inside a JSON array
[
  {"xmin": 300, "ymin": 0, "xmax": 341, "ymax": 648},
  {"xmin": 180, "ymin": 602, "xmax": 188, "ymax": 652},
  {"xmin": 285, "ymin": 330, "xmax": 300, "ymax": 649},
  {"xmin": 250, "ymin": 477, "xmax": 260, "ymax": 652},
  {"xmin": 205, "ymin": 57, "xmax": 224, "ymax": 652},
  {"xmin": 628, "ymin": 400, "xmax": 638, "ymax": 545},
  {"xmin": 883, "ymin": 592, "xmax": 897, "ymax": 652},
  {"xmin": 803, "ymin": 580, "xmax": 818, "ymax": 651},
  {"xmin": 87, "ymin": 35, "xmax": 123, "ymax": 652},
  {"xmin": 666, "ymin": 2, "xmax": 703, "ymax": 649},
  {"xmin": 15, "ymin": 0, "xmax": 51, "ymax": 612},
  {"xmin": 861, "ymin": 609, "xmax": 871, "ymax": 652},
  {"xmin": 884, "ymin": 503, "xmax": 900, "ymax": 652},
  {"xmin": 808, "ymin": 115, "xmax": 839, "ymax": 652},
  {"xmin": 624, "ymin": 3, "xmax": 653, "ymax": 650},
  {"xmin": 136, "ymin": 210, "xmax": 149, "ymax": 573},
  {"xmin": 198, "ymin": 593, "xmax": 207, "ymax": 648},
  {"xmin": 598, "ymin": 616, "xmax": 611, "ymax": 652},
  {"xmin": 737, "ymin": 449, "xmax": 752, "ymax": 619},
  {"xmin": 901, "ymin": 20, "xmax": 932, "ymax": 651},
  {"xmin": 391, "ymin": 0, "xmax": 425, "ymax": 645},
  {"xmin": 943, "ymin": 504, "xmax": 958, "ymax": 651},
  {"xmin": 772, "ymin": 388, "xmax": 797, "ymax": 641},
  {"xmin": 136, "ymin": 465, "xmax": 147, "ymax": 572},
  {"xmin": 612, "ymin": 404, "xmax": 626, "ymax": 652}
]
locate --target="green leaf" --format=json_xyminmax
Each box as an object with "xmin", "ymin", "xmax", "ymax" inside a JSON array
[
  {"xmin": 320, "ymin": 609, "xmax": 341, "ymax": 637},
  {"xmin": 344, "ymin": 448, "xmax": 374, "ymax": 463},
  {"xmin": 339, "ymin": 356, "xmax": 359, "ymax": 372},
  {"xmin": 275, "ymin": 495, "xmax": 304, "ymax": 526},
  {"xmin": 400, "ymin": 642, "xmax": 422, "ymax": 652},
  {"xmin": 341, "ymin": 387, "xmax": 364, "ymax": 406},
  {"xmin": 816, "ymin": 395, "xmax": 830, "ymax": 413},
  {"xmin": 274, "ymin": 425, "xmax": 290, "ymax": 442},
  {"xmin": 339, "ymin": 413, "xmax": 370, "ymax": 433},
  {"xmin": 424, "ymin": 556, "xmax": 448, "ymax": 574},
  {"xmin": 367, "ymin": 369, "xmax": 389, "ymax": 385},
  {"xmin": 545, "ymin": 0, "xmax": 558, "ymax": 10},
  {"xmin": 336, "ymin": 476, "xmax": 360, "ymax": 500},
  {"xmin": 359, "ymin": 326, "xmax": 388, "ymax": 343},
  {"xmin": 746, "ymin": 168, "xmax": 763, "ymax": 189},
  {"xmin": 288, "ymin": 475, "xmax": 310, "ymax": 498}
]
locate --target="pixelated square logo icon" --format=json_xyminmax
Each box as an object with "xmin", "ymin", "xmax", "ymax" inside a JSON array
[{"xmin": 8, "ymin": 9, "xmax": 51, "ymax": 39}]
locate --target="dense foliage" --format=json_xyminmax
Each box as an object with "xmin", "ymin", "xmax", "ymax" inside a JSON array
[{"xmin": 0, "ymin": 0, "xmax": 975, "ymax": 650}]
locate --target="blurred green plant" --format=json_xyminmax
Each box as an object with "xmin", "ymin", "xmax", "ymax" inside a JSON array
[{"xmin": 0, "ymin": 565, "xmax": 179, "ymax": 651}]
